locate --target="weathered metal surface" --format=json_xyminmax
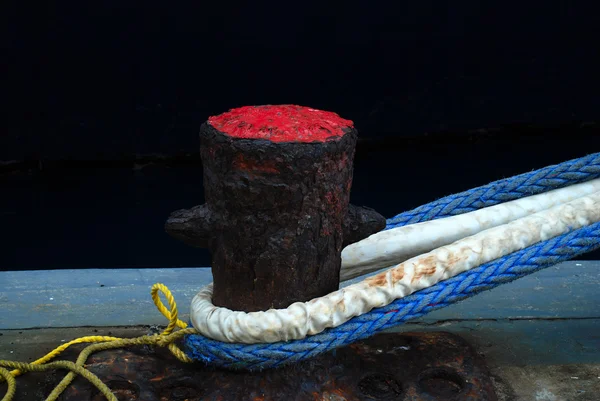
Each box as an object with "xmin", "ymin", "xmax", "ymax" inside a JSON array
[
  {"xmin": 164, "ymin": 105, "xmax": 385, "ymax": 313},
  {"xmin": 165, "ymin": 203, "xmax": 386, "ymax": 250},
  {"xmin": 53, "ymin": 332, "xmax": 496, "ymax": 401},
  {"xmin": 196, "ymin": 117, "xmax": 357, "ymax": 312}
]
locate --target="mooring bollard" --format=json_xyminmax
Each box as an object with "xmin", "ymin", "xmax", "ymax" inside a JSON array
[{"xmin": 166, "ymin": 105, "xmax": 385, "ymax": 312}]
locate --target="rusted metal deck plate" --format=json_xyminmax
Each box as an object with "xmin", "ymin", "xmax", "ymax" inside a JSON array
[{"xmin": 2, "ymin": 331, "xmax": 496, "ymax": 401}]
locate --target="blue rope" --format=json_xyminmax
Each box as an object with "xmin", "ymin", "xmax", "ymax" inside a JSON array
[
  {"xmin": 184, "ymin": 152, "xmax": 600, "ymax": 370},
  {"xmin": 386, "ymin": 152, "xmax": 600, "ymax": 229}
]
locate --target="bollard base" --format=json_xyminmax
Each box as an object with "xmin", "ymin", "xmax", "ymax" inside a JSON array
[{"xmin": 48, "ymin": 331, "xmax": 497, "ymax": 401}]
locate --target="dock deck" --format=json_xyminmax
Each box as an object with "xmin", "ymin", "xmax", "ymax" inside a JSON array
[{"xmin": 1, "ymin": 260, "xmax": 599, "ymax": 400}]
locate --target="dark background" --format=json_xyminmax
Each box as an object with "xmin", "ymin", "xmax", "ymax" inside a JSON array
[{"xmin": 2, "ymin": 1, "xmax": 600, "ymax": 270}]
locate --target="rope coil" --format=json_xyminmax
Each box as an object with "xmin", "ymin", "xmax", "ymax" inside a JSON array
[
  {"xmin": 185, "ymin": 221, "xmax": 600, "ymax": 370},
  {"xmin": 184, "ymin": 152, "xmax": 600, "ymax": 370},
  {"xmin": 189, "ymin": 190, "xmax": 600, "ymax": 344}
]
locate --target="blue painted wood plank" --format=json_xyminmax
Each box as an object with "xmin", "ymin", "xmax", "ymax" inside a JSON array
[
  {"xmin": 0, "ymin": 261, "xmax": 598, "ymax": 330},
  {"xmin": 0, "ymin": 268, "xmax": 212, "ymax": 329}
]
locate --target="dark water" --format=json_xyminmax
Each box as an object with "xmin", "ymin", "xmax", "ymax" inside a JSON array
[
  {"xmin": 1, "ymin": 127, "xmax": 599, "ymax": 271},
  {"xmin": 4, "ymin": 1, "xmax": 600, "ymax": 270}
]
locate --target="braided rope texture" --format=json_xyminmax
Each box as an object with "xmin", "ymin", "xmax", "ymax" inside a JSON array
[
  {"xmin": 185, "ymin": 152, "xmax": 600, "ymax": 370},
  {"xmin": 386, "ymin": 152, "xmax": 600, "ymax": 229}
]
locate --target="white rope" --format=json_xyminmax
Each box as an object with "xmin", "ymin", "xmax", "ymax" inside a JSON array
[
  {"xmin": 190, "ymin": 186, "xmax": 600, "ymax": 343},
  {"xmin": 340, "ymin": 178, "xmax": 600, "ymax": 281}
]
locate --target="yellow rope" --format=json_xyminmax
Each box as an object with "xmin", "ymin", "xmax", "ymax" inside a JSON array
[
  {"xmin": 0, "ymin": 283, "xmax": 198, "ymax": 401},
  {"xmin": 0, "ymin": 367, "xmax": 16, "ymax": 401}
]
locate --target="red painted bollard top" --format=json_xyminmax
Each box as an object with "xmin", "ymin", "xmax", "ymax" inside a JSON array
[{"xmin": 207, "ymin": 105, "xmax": 354, "ymax": 143}]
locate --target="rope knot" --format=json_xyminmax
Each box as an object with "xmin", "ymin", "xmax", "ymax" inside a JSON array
[{"xmin": 156, "ymin": 335, "xmax": 173, "ymax": 347}]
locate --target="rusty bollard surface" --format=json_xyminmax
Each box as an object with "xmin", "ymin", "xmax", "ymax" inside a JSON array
[
  {"xmin": 165, "ymin": 105, "xmax": 386, "ymax": 312},
  {"xmin": 53, "ymin": 331, "xmax": 497, "ymax": 401}
]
